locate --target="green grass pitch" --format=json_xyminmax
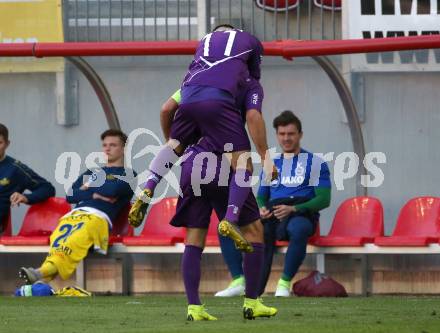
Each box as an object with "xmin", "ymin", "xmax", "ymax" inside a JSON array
[{"xmin": 1, "ymin": 295, "xmax": 439, "ymax": 333}]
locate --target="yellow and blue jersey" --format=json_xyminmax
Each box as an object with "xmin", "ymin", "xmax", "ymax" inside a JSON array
[{"xmin": 66, "ymin": 166, "xmax": 136, "ymax": 223}]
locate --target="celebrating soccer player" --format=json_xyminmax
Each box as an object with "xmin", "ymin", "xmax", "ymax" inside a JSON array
[
  {"xmin": 129, "ymin": 24, "xmax": 276, "ymax": 253},
  {"xmin": 156, "ymin": 76, "xmax": 277, "ymax": 320}
]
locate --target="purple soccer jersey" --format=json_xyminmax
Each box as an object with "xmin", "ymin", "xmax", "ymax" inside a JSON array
[
  {"xmin": 237, "ymin": 76, "xmax": 264, "ymax": 122},
  {"xmin": 182, "ymin": 29, "xmax": 263, "ymax": 100},
  {"xmin": 170, "ymin": 76, "xmax": 264, "ymax": 152},
  {"xmin": 169, "ymin": 77, "xmax": 264, "ymax": 228}
]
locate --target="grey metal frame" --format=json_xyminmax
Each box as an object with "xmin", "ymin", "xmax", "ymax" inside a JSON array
[
  {"xmin": 312, "ymin": 56, "xmax": 367, "ymax": 196},
  {"xmin": 66, "ymin": 56, "xmax": 121, "ymax": 130},
  {"xmin": 63, "ymin": 0, "xmax": 341, "ymax": 42}
]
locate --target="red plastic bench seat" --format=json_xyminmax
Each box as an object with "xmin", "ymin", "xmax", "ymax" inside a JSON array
[
  {"xmin": 123, "ymin": 197, "xmax": 185, "ymax": 246},
  {"xmin": 1, "ymin": 198, "xmax": 70, "ymax": 246},
  {"xmin": 375, "ymin": 236, "xmax": 439, "ymax": 247},
  {"xmin": 374, "ymin": 197, "xmax": 440, "ymax": 247},
  {"xmin": 314, "ymin": 197, "xmax": 384, "ymax": 247}
]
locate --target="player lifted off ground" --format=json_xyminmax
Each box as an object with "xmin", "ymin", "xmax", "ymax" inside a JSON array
[
  {"xmin": 129, "ymin": 24, "xmax": 276, "ymax": 252},
  {"xmin": 158, "ymin": 82, "xmax": 277, "ymax": 321},
  {"xmin": 19, "ymin": 129, "xmax": 135, "ymax": 284},
  {"xmin": 161, "ymin": 82, "xmax": 267, "ymax": 299}
]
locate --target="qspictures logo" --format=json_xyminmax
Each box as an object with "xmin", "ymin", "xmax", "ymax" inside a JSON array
[{"xmin": 53, "ymin": 128, "xmax": 387, "ymax": 202}]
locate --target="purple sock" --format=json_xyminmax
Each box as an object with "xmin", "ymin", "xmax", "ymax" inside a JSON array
[
  {"xmin": 145, "ymin": 145, "xmax": 179, "ymax": 193},
  {"xmin": 244, "ymin": 242, "xmax": 264, "ymax": 299},
  {"xmin": 182, "ymin": 245, "xmax": 203, "ymax": 305},
  {"xmin": 144, "ymin": 172, "xmax": 161, "ymax": 193},
  {"xmin": 224, "ymin": 169, "xmax": 252, "ymax": 223}
]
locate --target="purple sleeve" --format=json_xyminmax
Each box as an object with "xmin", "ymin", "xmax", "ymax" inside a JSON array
[
  {"xmin": 247, "ymin": 36, "xmax": 263, "ymax": 80},
  {"xmin": 244, "ymin": 81, "xmax": 264, "ymax": 113}
]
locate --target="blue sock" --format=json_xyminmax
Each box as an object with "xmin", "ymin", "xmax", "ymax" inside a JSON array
[
  {"xmin": 219, "ymin": 234, "xmax": 243, "ymax": 279},
  {"xmin": 283, "ymin": 216, "xmax": 314, "ymax": 280}
]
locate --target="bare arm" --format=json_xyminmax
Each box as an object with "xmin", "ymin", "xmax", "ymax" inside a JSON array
[
  {"xmin": 247, "ymin": 109, "xmax": 278, "ymax": 181},
  {"xmin": 160, "ymin": 97, "xmax": 179, "ymax": 141},
  {"xmin": 246, "ymin": 109, "xmax": 269, "ymax": 160}
]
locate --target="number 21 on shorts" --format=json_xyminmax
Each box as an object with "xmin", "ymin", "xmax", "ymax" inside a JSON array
[{"xmin": 53, "ymin": 222, "xmax": 84, "ymax": 248}]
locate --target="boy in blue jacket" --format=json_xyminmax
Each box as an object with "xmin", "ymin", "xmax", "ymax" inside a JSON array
[{"xmin": 0, "ymin": 123, "xmax": 55, "ymax": 234}]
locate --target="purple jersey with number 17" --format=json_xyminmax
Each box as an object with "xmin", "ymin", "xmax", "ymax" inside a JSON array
[{"xmin": 182, "ymin": 29, "xmax": 263, "ymax": 100}]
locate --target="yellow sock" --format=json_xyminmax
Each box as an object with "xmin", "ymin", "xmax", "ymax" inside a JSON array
[{"xmin": 38, "ymin": 262, "xmax": 58, "ymax": 279}]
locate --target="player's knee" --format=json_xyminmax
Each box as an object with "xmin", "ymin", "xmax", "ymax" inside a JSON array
[
  {"xmin": 287, "ymin": 219, "xmax": 312, "ymax": 242},
  {"xmin": 241, "ymin": 220, "xmax": 263, "ymax": 242},
  {"xmin": 167, "ymin": 139, "xmax": 184, "ymax": 156},
  {"xmin": 185, "ymin": 228, "xmax": 207, "ymax": 248}
]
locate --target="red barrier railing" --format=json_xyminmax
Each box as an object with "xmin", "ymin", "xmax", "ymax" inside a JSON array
[{"xmin": 0, "ymin": 35, "xmax": 439, "ymax": 58}]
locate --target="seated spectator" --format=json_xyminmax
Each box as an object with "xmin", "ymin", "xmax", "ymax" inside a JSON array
[
  {"xmin": 0, "ymin": 123, "xmax": 55, "ymax": 234},
  {"xmin": 215, "ymin": 111, "xmax": 332, "ymax": 297},
  {"xmin": 19, "ymin": 129, "xmax": 135, "ymax": 284},
  {"xmin": 257, "ymin": 111, "xmax": 331, "ymax": 296}
]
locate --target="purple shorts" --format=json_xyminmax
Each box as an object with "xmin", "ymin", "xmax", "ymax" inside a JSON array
[
  {"xmin": 170, "ymin": 100, "xmax": 251, "ymax": 153},
  {"xmin": 170, "ymin": 149, "xmax": 260, "ymax": 229}
]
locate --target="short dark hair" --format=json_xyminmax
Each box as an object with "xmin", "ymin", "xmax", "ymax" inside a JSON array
[
  {"xmin": 213, "ymin": 24, "xmax": 235, "ymax": 31},
  {"xmin": 0, "ymin": 123, "xmax": 9, "ymax": 141},
  {"xmin": 273, "ymin": 110, "xmax": 302, "ymax": 133},
  {"xmin": 100, "ymin": 129, "xmax": 128, "ymax": 145}
]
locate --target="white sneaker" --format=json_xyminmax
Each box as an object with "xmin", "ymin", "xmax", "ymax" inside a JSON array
[
  {"xmin": 215, "ymin": 277, "xmax": 245, "ymax": 297},
  {"xmin": 274, "ymin": 279, "xmax": 291, "ymax": 297}
]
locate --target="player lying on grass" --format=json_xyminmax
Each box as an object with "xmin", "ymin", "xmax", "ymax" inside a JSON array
[
  {"xmin": 129, "ymin": 24, "xmax": 277, "ymax": 253},
  {"xmin": 19, "ymin": 129, "xmax": 135, "ymax": 284},
  {"xmin": 0, "ymin": 123, "xmax": 55, "ymax": 234}
]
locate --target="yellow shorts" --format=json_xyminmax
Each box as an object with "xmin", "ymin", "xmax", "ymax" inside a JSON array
[{"xmin": 43, "ymin": 210, "xmax": 109, "ymax": 280}]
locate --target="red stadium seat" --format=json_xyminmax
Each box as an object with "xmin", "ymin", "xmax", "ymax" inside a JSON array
[
  {"xmin": 375, "ymin": 197, "xmax": 440, "ymax": 246},
  {"xmin": 255, "ymin": 0, "xmax": 301, "ymax": 12},
  {"xmin": 276, "ymin": 220, "xmax": 321, "ymax": 247},
  {"xmin": 123, "ymin": 197, "xmax": 185, "ymax": 246},
  {"xmin": 1, "ymin": 197, "xmax": 71, "ymax": 245},
  {"xmin": 109, "ymin": 204, "xmax": 133, "ymax": 244},
  {"xmin": 205, "ymin": 212, "xmax": 220, "ymax": 246},
  {"xmin": 314, "ymin": 0, "xmax": 341, "ymax": 10},
  {"xmin": 0, "ymin": 210, "xmax": 13, "ymax": 243},
  {"xmin": 314, "ymin": 197, "xmax": 384, "ymax": 246},
  {"xmin": 309, "ymin": 222, "xmax": 321, "ymax": 244}
]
